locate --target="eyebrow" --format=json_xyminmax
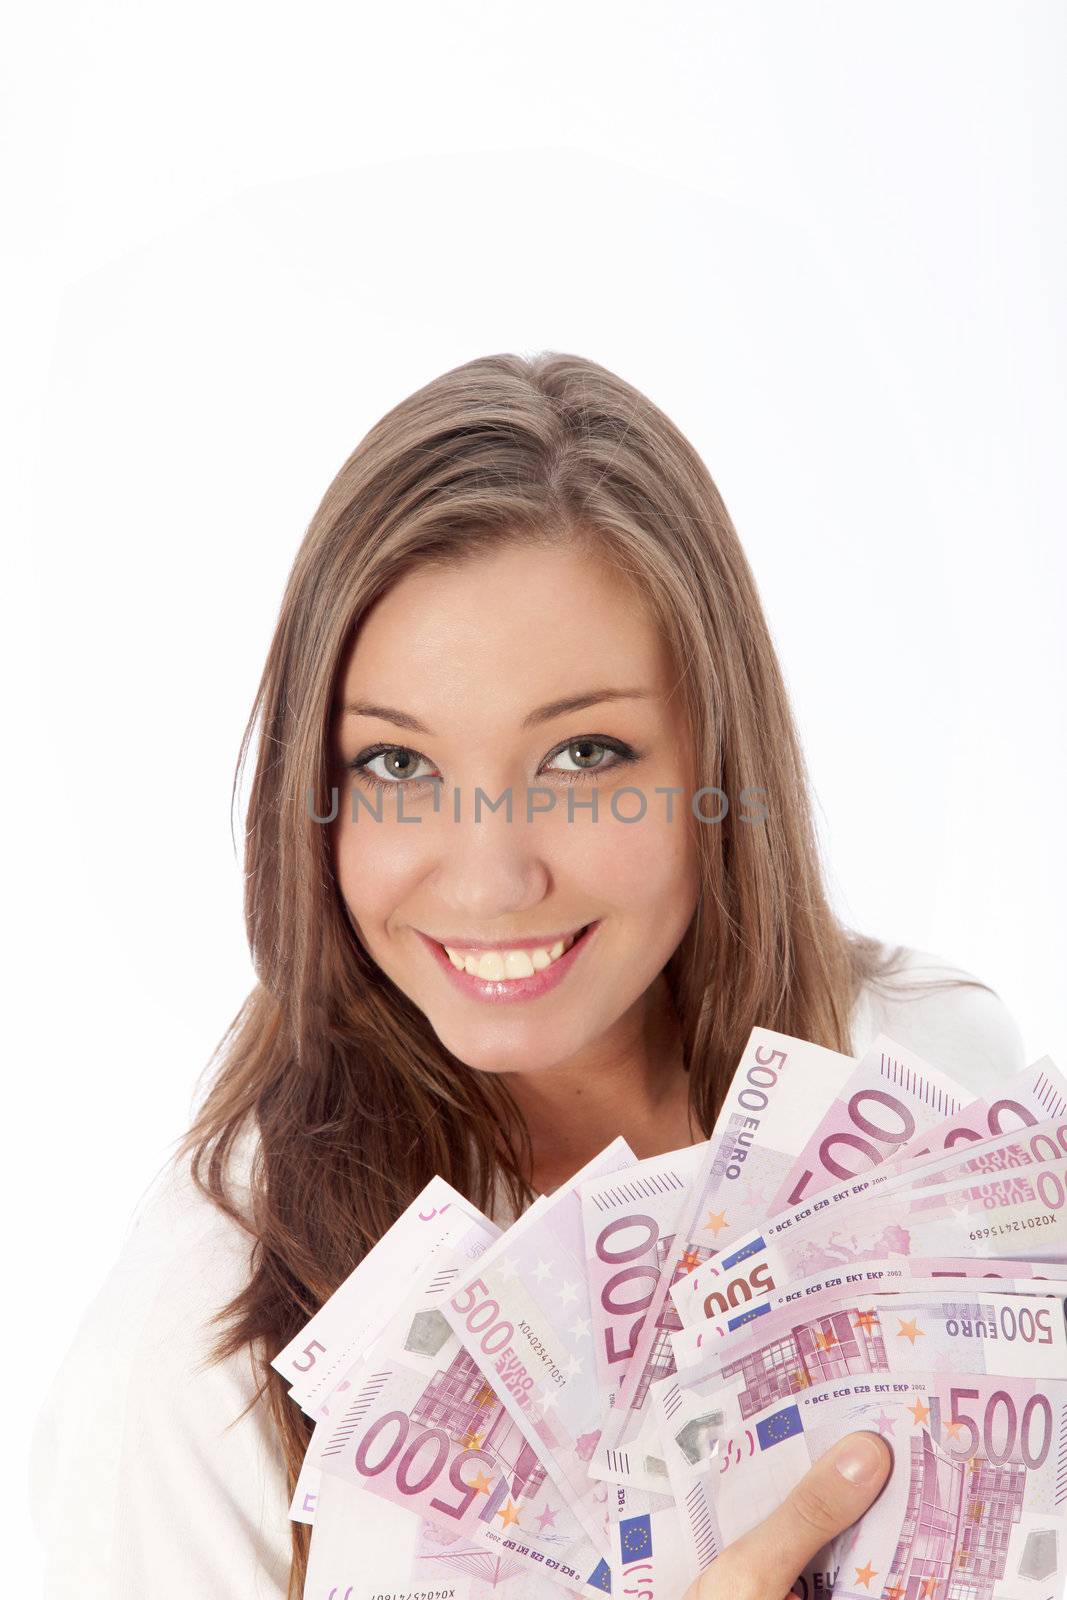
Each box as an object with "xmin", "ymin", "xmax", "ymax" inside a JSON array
[{"xmin": 342, "ymin": 687, "xmax": 656, "ymax": 736}]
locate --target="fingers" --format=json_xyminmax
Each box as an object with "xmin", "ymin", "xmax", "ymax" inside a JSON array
[{"xmin": 694, "ymin": 1430, "xmax": 892, "ymax": 1600}]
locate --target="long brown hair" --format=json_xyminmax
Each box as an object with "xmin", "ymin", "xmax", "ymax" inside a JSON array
[{"xmin": 179, "ymin": 351, "xmax": 938, "ymax": 1594}]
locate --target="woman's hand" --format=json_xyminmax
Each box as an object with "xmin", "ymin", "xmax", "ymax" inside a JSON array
[{"xmin": 684, "ymin": 1430, "xmax": 892, "ymax": 1600}]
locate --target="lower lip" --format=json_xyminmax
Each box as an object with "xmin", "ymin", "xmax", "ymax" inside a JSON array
[{"xmin": 416, "ymin": 922, "xmax": 600, "ymax": 1004}]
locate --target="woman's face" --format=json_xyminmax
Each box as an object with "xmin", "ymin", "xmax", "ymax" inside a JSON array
[{"xmin": 331, "ymin": 540, "xmax": 701, "ymax": 1077}]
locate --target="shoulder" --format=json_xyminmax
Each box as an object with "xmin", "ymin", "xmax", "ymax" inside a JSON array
[
  {"xmin": 30, "ymin": 1126, "xmax": 292, "ymax": 1597},
  {"xmin": 37, "ymin": 1124, "xmax": 264, "ymax": 1405},
  {"xmin": 850, "ymin": 942, "xmax": 1027, "ymax": 1100}
]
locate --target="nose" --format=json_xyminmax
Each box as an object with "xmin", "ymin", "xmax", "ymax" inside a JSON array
[{"xmin": 427, "ymin": 788, "xmax": 554, "ymax": 926}]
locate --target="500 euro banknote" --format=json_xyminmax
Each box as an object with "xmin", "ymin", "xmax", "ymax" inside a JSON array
[
  {"xmin": 669, "ymin": 1255, "xmax": 1067, "ymax": 1369},
  {"xmin": 274, "ymin": 1175, "xmax": 487, "ymax": 1417},
  {"xmin": 665, "ymin": 1284, "xmax": 1067, "ymax": 1429},
  {"xmin": 658, "ymin": 1366, "xmax": 1067, "ymax": 1600},
  {"xmin": 304, "ymin": 1469, "xmax": 586, "ymax": 1600},
  {"xmin": 762, "ymin": 1034, "xmax": 968, "ymax": 1215},
  {"xmin": 579, "ymin": 1140, "xmax": 708, "ymax": 1489},
  {"xmin": 580, "ymin": 1031, "xmax": 860, "ymax": 1489},
  {"xmin": 583, "ymin": 1029, "xmax": 966, "ymax": 1489},
  {"xmin": 735, "ymin": 1062, "xmax": 1067, "ymax": 1299},
  {"xmin": 892, "ymin": 1054, "xmax": 1066, "ymax": 1169},
  {"xmin": 674, "ymin": 1116, "xmax": 1067, "ymax": 1333},
  {"xmin": 289, "ymin": 1203, "xmax": 501, "ymax": 1525},
  {"xmin": 442, "ymin": 1138, "xmax": 636, "ymax": 1552},
  {"xmin": 290, "ymin": 1199, "xmax": 612, "ymax": 1591},
  {"xmin": 311, "ymin": 1292, "xmax": 611, "ymax": 1598},
  {"xmin": 602, "ymin": 1479, "xmax": 690, "ymax": 1600},
  {"xmin": 774, "ymin": 1051, "xmax": 1064, "ymax": 1218}
]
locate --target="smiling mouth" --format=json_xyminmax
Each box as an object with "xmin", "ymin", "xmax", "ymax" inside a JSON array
[{"xmin": 436, "ymin": 922, "xmax": 595, "ymax": 980}]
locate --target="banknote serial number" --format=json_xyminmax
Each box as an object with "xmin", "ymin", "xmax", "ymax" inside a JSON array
[
  {"xmin": 969, "ymin": 1213, "xmax": 1056, "ymax": 1240},
  {"xmin": 517, "ymin": 1320, "xmax": 565, "ymax": 1386},
  {"xmin": 450, "ymin": 1280, "xmax": 558, "ymax": 1404},
  {"xmin": 371, "ymin": 1591, "xmax": 455, "ymax": 1599}
]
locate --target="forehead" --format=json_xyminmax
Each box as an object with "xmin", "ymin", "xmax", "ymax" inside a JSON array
[{"xmin": 339, "ymin": 542, "xmax": 676, "ymax": 712}]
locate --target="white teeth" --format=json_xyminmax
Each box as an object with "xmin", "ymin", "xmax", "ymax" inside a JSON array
[{"xmin": 443, "ymin": 930, "xmax": 581, "ymax": 980}]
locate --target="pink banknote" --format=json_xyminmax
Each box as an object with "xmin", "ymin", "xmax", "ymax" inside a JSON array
[
  {"xmin": 314, "ymin": 1312, "xmax": 611, "ymax": 1597},
  {"xmin": 290, "ymin": 1206, "xmax": 501, "ymax": 1526},
  {"xmin": 579, "ymin": 1141, "xmax": 708, "ymax": 1489},
  {"xmin": 273, "ymin": 1174, "xmax": 487, "ymax": 1415},
  {"xmin": 582, "ymin": 1028, "xmax": 868, "ymax": 1488},
  {"xmin": 304, "ymin": 1469, "xmax": 584, "ymax": 1600},
  {"xmin": 669, "ymin": 1255, "xmax": 1067, "ymax": 1366},
  {"xmin": 677, "ymin": 1117, "xmax": 1067, "ymax": 1331},
  {"xmin": 443, "ymin": 1138, "xmax": 635, "ymax": 1552},
  {"xmin": 603, "ymin": 1478, "xmax": 688, "ymax": 1600},
  {"xmin": 765, "ymin": 1033, "xmax": 967, "ymax": 1214},
  {"xmin": 894, "ymin": 1054, "xmax": 1066, "ymax": 1168},
  {"xmin": 659, "ymin": 1368, "xmax": 1067, "ymax": 1599},
  {"xmin": 672, "ymin": 1285, "xmax": 1067, "ymax": 1422}
]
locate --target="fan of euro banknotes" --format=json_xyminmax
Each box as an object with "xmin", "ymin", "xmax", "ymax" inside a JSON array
[{"xmin": 273, "ymin": 1028, "xmax": 1067, "ymax": 1600}]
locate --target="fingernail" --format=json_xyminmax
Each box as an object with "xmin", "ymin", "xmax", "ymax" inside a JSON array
[{"xmin": 834, "ymin": 1432, "xmax": 887, "ymax": 1485}]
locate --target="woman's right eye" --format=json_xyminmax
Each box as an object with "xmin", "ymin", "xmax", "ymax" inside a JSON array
[{"xmin": 349, "ymin": 745, "xmax": 439, "ymax": 789}]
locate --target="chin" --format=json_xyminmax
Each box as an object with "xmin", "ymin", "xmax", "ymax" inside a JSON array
[{"xmin": 431, "ymin": 1020, "xmax": 582, "ymax": 1078}]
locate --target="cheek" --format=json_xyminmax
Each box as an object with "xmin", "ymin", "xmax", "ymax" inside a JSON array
[
  {"xmin": 331, "ymin": 813, "xmax": 424, "ymax": 928},
  {"xmin": 574, "ymin": 799, "xmax": 700, "ymax": 909}
]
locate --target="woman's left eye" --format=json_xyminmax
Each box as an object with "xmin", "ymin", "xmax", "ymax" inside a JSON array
[{"xmin": 542, "ymin": 737, "xmax": 637, "ymax": 783}]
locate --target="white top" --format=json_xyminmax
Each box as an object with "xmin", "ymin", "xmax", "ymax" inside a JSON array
[{"xmin": 28, "ymin": 946, "xmax": 1028, "ymax": 1597}]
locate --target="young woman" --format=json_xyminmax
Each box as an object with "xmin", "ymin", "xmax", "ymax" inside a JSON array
[{"xmin": 30, "ymin": 352, "xmax": 1025, "ymax": 1599}]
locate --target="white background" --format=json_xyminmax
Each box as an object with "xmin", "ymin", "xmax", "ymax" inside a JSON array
[{"xmin": 4, "ymin": 3, "xmax": 1065, "ymax": 1590}]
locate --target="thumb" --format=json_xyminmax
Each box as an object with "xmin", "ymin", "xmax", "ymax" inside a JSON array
[{"xmin": 700, "ymin": 1430, "xmax": 892, "ymax": 1600}]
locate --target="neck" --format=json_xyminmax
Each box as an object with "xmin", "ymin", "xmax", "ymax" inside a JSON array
[{"xmin": 499, "ymin": 973, "xmax": 698, "ymax": 1194}]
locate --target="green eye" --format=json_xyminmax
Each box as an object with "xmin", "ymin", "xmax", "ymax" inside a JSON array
[
  {"xmin": 542, "ymin": 738, "xmax": 634, "ymax": 782},
  {"xmin": 348, "ymin": 745, "xmax": 438, "ymax": 790}
]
